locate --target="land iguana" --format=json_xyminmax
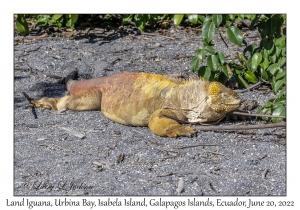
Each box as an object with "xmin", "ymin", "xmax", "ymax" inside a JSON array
[{"xmin": 23, "ymin": 71, "xmax": 242, "ymax": 137}]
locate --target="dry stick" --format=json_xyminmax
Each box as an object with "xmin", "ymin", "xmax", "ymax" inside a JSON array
[
  {"xmin": 234, "ymin": 81, "xmax": 263, "ymax": 93},
  {"xmin": 25, "ymin": 45, "xmax": 42, "ymax": 53},
  {"xmin": 175, "ymin": 143, "xmax": 218, "ymax": 150},
  {"xmin": 232, "ymin": 111, "xmax": 286, "ymax": 119},
  {"xmin": 141, "ymin": 32, "xmax": 176, "ymax": 40},
  {"xmin": 196, "ymin": 122, "xmax": 286, "ymax": 131},
  {"xmin": 44, "ymin": 74, "xmax": 63, "ymax": 79}
]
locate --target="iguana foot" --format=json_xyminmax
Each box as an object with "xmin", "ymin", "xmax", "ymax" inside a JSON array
[
  {"xmin": 149, "ymin": 109, "xmax": 195, "ymax": 137},
  {"xmin": 166, "ymin": 125, "xmax": 195, "ymax": 138}
]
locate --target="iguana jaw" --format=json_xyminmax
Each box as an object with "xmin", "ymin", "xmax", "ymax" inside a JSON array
[{"xmin": 206, "ymin": 94, "xmax": 241, "ymax": 113}]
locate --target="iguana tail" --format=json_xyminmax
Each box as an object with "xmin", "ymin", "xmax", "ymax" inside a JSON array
[{"xmin": 61, "ymin": 70, "xmax": 78, "ymax": 93}]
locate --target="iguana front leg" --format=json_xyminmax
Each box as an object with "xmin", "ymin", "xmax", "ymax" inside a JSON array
[{"xmin": 148, "ymin": 109, "xmax": 195, "ymax": 137}]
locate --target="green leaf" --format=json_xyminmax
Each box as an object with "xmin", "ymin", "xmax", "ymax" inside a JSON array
[
  {"xmin": 251, "ymin": 53, "xmax": 262, "ymax": 72},
  {"xmin": 35, "ymin": 15, "xmax": 52, "ymax": 27},
  {"xmin": 66, "ymin": 18, "xmax": 72, "ymax": 28},
  {"xmin": 227, "ymin": 26, "xmax": 243, "ymax": 46},
  {"xmin": 272, "ymin": 105, "xmax": 285, "ymax": 117},
  {"xmin": 274, "ymin": 97, "xmax": 286, "ymax": 104},
  {"xmin": 244, "ymin": 71, "xmax": 258, "ymax": 83},
  {"xmin": 275, "ymin": 36, "xmax": 286, "ymax": 48},
  {"xmin": 267, "ymin": 63, "xmax": 279, "ymax": 75},
  {"xmin": 274, "ymin": 79, "xmax": 285, "ymax": 93},
  {"xmin": 187, "ymin": 15, "xmax": 198, "ymax": 24},
  {"xmin": 203, "ymin": 16, "xmax": 212, "ymax": 23},
  {"xmin": 134, "ymin": 15, "xmax": 146, "ymax": 31},
  {"xmin": 122, "ymin": 14, "xmax": 133, "ymax": 24},
  {"xmin": 211, "ymin": 55, "xmax": 219, "ymax": 70},
  {"xmin": 260, "ymin": 58, "xmax": 269, "ymax": 71},
  {"xmin": 105, "ymin": 14, "xmax": 112, "ymax": 19},
  {"xmin": 275, "ymin": 70, "xmax": 286, "ymax": 80},
  {"xmin": 198, "ymin": 66, "xmax": 211, "ymax": 81},
  {"xmin": 52, "ymin": 14, "xmax": 63, "ymax": 21},
  {"xmin": 173, "ymin": 14, "xmax": 184, "ymax": 26},
  {"xmin": 278, "ymin": 57, "xmax": 286, "ymax": 67},
  {"xmin": 238, "ymin": 75, "xmax": 249, "ymax": 88},
  {"xmin": 263, "ymin": 101, "xmax": 274, "ymax": 108},
  {"xmin": 228, "ymin": 14, "xmax": 236, "ymax": 20},
  {"xmin": 262, "ymin": 49, "xmax": 269, "ymax": 59},
  {"xmin": 218, "ymin": 52, "xmax": 225, "ymax": 65},
  {"xmin": 204, "ymin": 46, "xmax": 216, "ymax": 54},
  {"xmin": 207, "ymin": 55, "xmax": 213, "ymax": 71},
  {"xmin": 269, "ymin": 53, "xmax": 277, "ymax": 63},
  {"xmin": 275, "ymin": 46, "xmax": 281, "ymax": 57},
  {"xmin": 196, "ymin": 49, "xmax": 206, "ymax": 61},
  {"xmin": 263, "ymin": 39, "xmax": 274, "ymax": 52},
  {"xmin": 198, "ymin": 15, "xmax": 205, "ymax": 23},
  {"xmin": 56, "ymin": 22, "xmax": 62, "ymax": 28},
  {"xmin": 221, "ymin": 65, "xmax": 229, "ymax": 77},
  {"xmin": 239, "ymin": 54, "xmax": 247, "ymax": 63},
  {"xmin": 261, "ymin": 69, "xmax": 269, "ymax": 80},
  {"xmin": 191, "ymin": 56, "xmax": 200, "ymax": 72},
  {"xmin": 246, "ymin": 57, "xmax": 252, "ymax": 70},
  {"xmin": 16, "ymin": 15, "xmax": 29, "ymax": 35},
  {"xmin": 212, "ymin": 14, "xmax": 222, "ymax": 27},
  {"xmin": 258, "ymin": 107, "xmax": 270, "ymax": 115},
  {"xmin": 281, "ymin": 48, "xmax": 286, "ymax": 56},
  {"xmin": 202, "ymin": 20, "xmax": 216, "ymax": 43},
  {"xmin": 278, "ymin": 86, "xmax": 286, "ymax": 98},
  {"xmin": 70, "ymin": 14, "xmax": 79, "ymax": 25}
]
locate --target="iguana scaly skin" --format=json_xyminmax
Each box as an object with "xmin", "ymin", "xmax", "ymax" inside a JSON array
[{"xmin": 24, "ymin": 72, "xmax": 241, "ymax": 137}]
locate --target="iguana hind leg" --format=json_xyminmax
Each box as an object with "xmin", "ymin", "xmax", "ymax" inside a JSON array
[
  {"xmin": 148, "ymin": 109, "xmax": 195, "ymax": 137},
  {"xmin": 22, "ymin": 91, "xmax": 102, "ymax": 111}
]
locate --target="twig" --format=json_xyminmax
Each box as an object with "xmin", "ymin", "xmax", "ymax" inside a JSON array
[
  {"xmin": 218, "ymin": 29, "xmax": 229, "ymax": 48},
  {"xmin": 196, "ymin": 122, "xmax": 286, "ymax": 131},
  {"xmin": 206, "ymin": 151, "xmax": 227, "ymax": 157},
  {"xmin": 234, "ymin": 81, "xmax": 263, "ymax": 93},
  {"xmin": 25, "ymin": 45, "xmax": 42, "ymax": 53},
  {"xmin": 232, "ymin": 111, "xmax": 286, "ymax": 119},
  {"xmin": 14, "ymin": 67, "xmax": 30, "ymax": 71},
  {"xmin": 141, "ymin": 32, "xmax": 176, "ymax": 40},
  {"xmin": 175, "ymin": 143, "xmax": 217, "ymax": 150},
  {"xmin": 262, "ymin": 169, "xmax": 270, "ymax": 179},
  {"xmin": 44, "ymin": 74, "xmax": 63, "ymax": 79},
  {"xmin": 218, "ymin": 28, "xmax": 243, "ymax": 63},
  {"xmin": 157, "ymin": 172, "xmax": 176, "ymax": 177}
]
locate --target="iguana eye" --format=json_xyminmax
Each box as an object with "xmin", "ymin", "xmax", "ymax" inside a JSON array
[{"xmin": 221, "ymin": 93, "xmax": 228, "ymax": 98}]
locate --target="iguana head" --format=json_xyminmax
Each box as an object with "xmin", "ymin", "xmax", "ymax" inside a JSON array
[{"xmin": 206, "ymin": 81, "xmax": 241, "ymax": 114}]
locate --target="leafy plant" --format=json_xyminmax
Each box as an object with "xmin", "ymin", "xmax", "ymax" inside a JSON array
[
  {"xmin": 14, "ymin": 14, "xmax": 79, "ymax": 34},
  {"xmin": 190, "ymin": 14, "xmax": 286, "ymax": 120},
  {"xmin": 34, "ymin": 14, "xmax": 79, "ymax": 30},
  {"xmin": 15, "ymin": 14, "xmax": 29, "ymax": 35}
]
